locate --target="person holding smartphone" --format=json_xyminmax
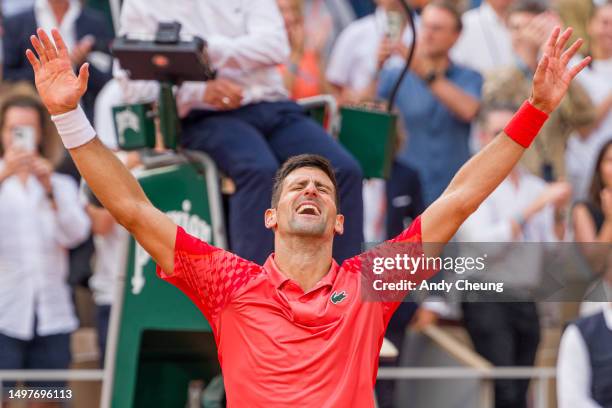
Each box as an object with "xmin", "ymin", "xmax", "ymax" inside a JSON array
[{"xmin": 0, "ymin": 88, "xmax": 90, "ymax": 407}]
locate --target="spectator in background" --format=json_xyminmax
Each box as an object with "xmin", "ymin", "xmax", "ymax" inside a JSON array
[
  {"xmin": 0, "ymin": 88, "xmax": 90, "ymax": 405},
  {"xmin": 450, "ymin": 0, "xmax": 514, "ymax": 74},
  {"xmin": 2, "ymin": 0, "xmax": 114, "ymax": 121},
  {"xmin": 327, "ymin": 0, "xmax": 416, "ymax": 104},
  {"xmin": 557, "ymin": 302, "xmax": 612, "ymax": 408},
  {"xmin": 483, "ymin": 0, "xmax": 595, "ymax": 182},
  {"xmin": 278, "ymin": 0, "xmax": 327, "ymax": 99},
  {"xmin": 572, "ymin": 140, "xmax": 612, "ymax": 315},
  {"xmin": 378, "ymin": 0, "xmax": 482, "ymax": 205},
  {"xmin": 118, "ymin": 0, "xmax": 364, "ymax": 265},
  {"xmin": 457, "ymin": 104, "xmax": 571, "ymax": 408},
  {"xmin": 555, "ymin": 0, "xmax": 595, "ymax": 55},
  {"xmin": 1, "ymin": 0, "xmax": 35, "ymax": 18},
  {"xmin": 566, "ymin": 0, "xmax": 612, "ymax": 200},
  {"xmin": 326, "ymin": 0, "xmax": 425, "ymax": 241},
  {"xmin": 303, "ymin": 0, "xmax": 356, "ymax": 58}
]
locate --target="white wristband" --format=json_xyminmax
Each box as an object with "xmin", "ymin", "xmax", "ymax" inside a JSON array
[{"xmin": 51, "ymin": 105, "xmax": 96, "ymax": 149}]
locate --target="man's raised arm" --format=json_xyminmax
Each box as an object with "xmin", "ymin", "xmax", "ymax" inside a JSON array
[
  {"xmin": 26, "ymin": 28, "xmax": 177, "ymax": 273},
  {"xmin": 420, "ymin": 27, "xmax": 591, "ymax": 244}
]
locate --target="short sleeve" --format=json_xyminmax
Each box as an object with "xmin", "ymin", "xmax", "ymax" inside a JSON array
[
  {"xmin": 351, "ymin": 216, "xmax": 431, "ymax": 325},
  {"xmin": 376, "ymin": 68, "xmax": 400, "ymax": 101},
  {"xmin": 459, "ymin": 69, "xmax": 483, "ymax": 101},
  {"xmin": 157, "ymin": 227, "xmax": 261, "ymax": 328},
  {"xmin": 325, "ymin": 28, "xmax": 353, "ymax": 87}
]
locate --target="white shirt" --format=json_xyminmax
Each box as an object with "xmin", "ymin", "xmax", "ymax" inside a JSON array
[
  {"xmin": 90, "ymin": 224, "xmax": 129, "ymax": 306},
  {"xmin": 557, "ymin": 304, "xmax": 612, "ymax": 408},
  {"xmin": 34, "ymin": 0, "xmax": 81, "ymax": 52},
  {"xmin": 326, "ymin": 7, "xmax": 415, "ymax": 92},
  {"xmin": 116, "ymin": 0, "xmax": 290, "ymax": 112},
  {"xmin": 0, "ymin": 167, "xmax": 90, "ymax": 340},
  {"xmin": 566, "ymin": 57, "xmax": 612, "ymax": 200},
  {"xmin": 450, "ymin": 2, "xmax": 514, "ymax": 75},
  {"xmin": 456, "ymin": 169, "xmax": 557, "ymax": 289}
]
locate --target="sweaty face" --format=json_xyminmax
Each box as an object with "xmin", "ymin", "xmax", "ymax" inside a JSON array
[{"xmin": 268, "ymin": 167, "xmax": 342, "ymax": 238}]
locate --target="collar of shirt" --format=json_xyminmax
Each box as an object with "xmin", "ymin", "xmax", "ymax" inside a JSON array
[
  {"xmin": 34, "ymin": 0, "xmax": 81, "ymax": 51},
  {"xmin": 263, "ymin": 254, "xmax": 340, "ymax": 297},
  {"xmin": 480, "ymin": 1, "xmax": 505, "ymax": 27}
]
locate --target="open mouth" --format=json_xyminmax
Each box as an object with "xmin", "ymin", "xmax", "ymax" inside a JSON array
[{"xmin": 296, "ymin": 202, "xmax": 321, "ymax": 216}]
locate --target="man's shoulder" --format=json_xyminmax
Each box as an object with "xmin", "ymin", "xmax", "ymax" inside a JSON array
[
  {"xmin": 337, "ymin": 14, "xmax": 377, "ymax": 44},
  {"xmin": 449, "ymin": 63, "xmax": 483, "ymax": 82},
  {"xmin": 459, "ymin": 7, "xmax": 482, "ymax": 29}
]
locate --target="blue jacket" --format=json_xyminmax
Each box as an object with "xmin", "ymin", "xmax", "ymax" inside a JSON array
[{"xmin": 2, "ymin": 8, "xmax": 113, "ymax": 120}]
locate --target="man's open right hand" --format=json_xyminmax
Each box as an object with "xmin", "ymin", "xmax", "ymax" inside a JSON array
[{"xmin": 26, "ymin": 28, "xmax": 89, "ymax": 116}]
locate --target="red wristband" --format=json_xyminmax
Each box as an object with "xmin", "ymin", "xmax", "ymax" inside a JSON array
[{"xmin": 503, "ymin": 101, "xmax": 549, "ymax": 148}]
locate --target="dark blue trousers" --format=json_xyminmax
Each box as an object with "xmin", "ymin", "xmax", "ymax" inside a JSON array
[{"xmin": 181, "ymin": 101, "xmax": 364, "ymax": 265}]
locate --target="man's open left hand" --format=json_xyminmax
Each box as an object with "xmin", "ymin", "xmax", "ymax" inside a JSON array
[{"xmin": 529, "ymin": 27, "xmax": 591, "ymax": 114}]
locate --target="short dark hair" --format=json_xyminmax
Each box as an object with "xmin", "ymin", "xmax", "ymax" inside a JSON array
[
  {"xmin": 427, "ymin": 0, "xmax": 463, "ymax": 32},
  {"xmin": 508, "ymin": 0, "xmax": 548, "ymax": 16},
  {"xmin": 271, "ymin": 154, "xmax": 340, "ymax": 209}
]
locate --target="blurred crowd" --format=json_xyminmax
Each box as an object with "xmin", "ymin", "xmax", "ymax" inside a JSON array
[{"xmin": 0, "ymin": 0, "xmax": 611, "ymax": 407}]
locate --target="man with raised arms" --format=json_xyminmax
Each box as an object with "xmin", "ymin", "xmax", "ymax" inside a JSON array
[{"xmin": 25, "ymin": 27, "xmax": 589, "ymax": 407}]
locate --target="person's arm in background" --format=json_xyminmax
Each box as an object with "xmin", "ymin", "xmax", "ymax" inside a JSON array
[
  {"xmin": 398, "ymin": 43, "xmax": 481, "ymax": 122},
  {"xmin": 428, "ymin": 71, "xmax": 481, "ymax": 122},
  {"xmin": 75, "ymin": 11, "xmax": 114, "ymax": 97},
  {"xmin": 87, "ymin": 204, "xmax": 116, "ymax": 235},
  {"xmin": 50, "ymin": 175, "xmax": 92, "ymax": 247},
  {"xmin": 205, "ymin": 0, "xmax": 289, "ymax": 71},
  {"xmin": 558, "ymin": 80, "xmax": 596, "ymax": 139},
  {"xmin": 2, "ymin": 14, "xmax": 36, "ymax": 82},
  {"xmin": 460, "ymin": 181, "xmax": 571, "ymax": 243},
  {"xmin": 419, "ymin": 27, "xmax": 590, "ymax": 245},
  {"xmin": 573, "ymin": 194, "xmax": 612, "ymax": 243},
  {"xmin": 557, "ymin": 325, "xmax": 603, "ymax": 408}
]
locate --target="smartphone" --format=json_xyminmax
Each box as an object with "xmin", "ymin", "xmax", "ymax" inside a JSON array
[
  {"xmin": 12, "ymin": 126, "xmax": 36, "ymax": 152},
  {"xmin": 386, "ymin": 11, "xmax": 404, "ymax": 42}
]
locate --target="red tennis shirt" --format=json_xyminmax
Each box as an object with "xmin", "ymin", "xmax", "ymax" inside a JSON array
[{"xmin": 157, "ymin": 217, "xmax": 423, "ymax": 407}]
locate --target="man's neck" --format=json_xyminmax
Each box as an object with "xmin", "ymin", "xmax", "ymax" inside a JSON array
[
  {"xmin": 592, "ymin": 44, "xmax": 612, "ymax": 61},
  {"xmin": 429, "ymin": 55, "xmax": 450, "ymax": 72},
  {"xmin": 273, "ymin": 235, "xmax": 334, "ymax": 292},
  {"xmin": 48, "ymin": 0, "xmax": 69, "ymax": 25},
  {"xmin": 485, "ymin": 0, "xmax": 508, "ymax": 20}
]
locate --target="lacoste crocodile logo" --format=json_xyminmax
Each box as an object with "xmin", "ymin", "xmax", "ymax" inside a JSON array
[{"xmin": 330, "ymin": 290, "xmax": 347, "ymax": 304}]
